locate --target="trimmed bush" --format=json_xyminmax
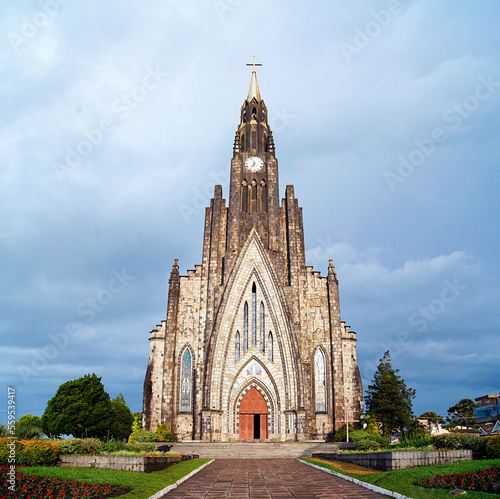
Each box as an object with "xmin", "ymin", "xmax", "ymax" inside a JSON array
[
  {"xmin": 101, "ymin": 440, "xmax": 129, "ymax": 453},
  {"xmin": 128, "ymin": 430, "xmax": 157, "ymax": 443},
  {"xmin": 355, "ymin": 439, "xmax": 381, "ymax": 451},
  {"xmin": 155, "ymin": 424, "xmax": 175, "ymax": 442},
  {"xmin": 431, "ymin": 433, "xmax": 484, "ymax": 451},
  {"xmin": 486, "ymin": 435, "xmax": 500, "ymax": 458},
  {"xmin": 57, "ymin": 438, "xmax": 102, "ymax": 455},
  {"xmin": 350, "ymin": 430, "xmax": 390, "ymax": 447},
  {"xmin": 0, "ymin": 438, "xmax": 59, "ymax": 466}
]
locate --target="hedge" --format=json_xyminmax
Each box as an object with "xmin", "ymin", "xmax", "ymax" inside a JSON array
[
  {"xmin": 57, "ymin": 438, "xmax": 102, "ymax": 455},
  {"xmin": 0, "ymin": 438, "xmax": 60, "ymax": 466}
]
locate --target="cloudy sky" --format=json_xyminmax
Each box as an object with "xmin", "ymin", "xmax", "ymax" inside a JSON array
[{"xmin": 1, "ymin": 0, "xmax": 499, "ymax": 424}]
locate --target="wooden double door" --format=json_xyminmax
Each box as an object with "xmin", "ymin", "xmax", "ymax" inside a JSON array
[{"xmin": 239, "ymin": 387, "xmax": 268, "ymax": 439}]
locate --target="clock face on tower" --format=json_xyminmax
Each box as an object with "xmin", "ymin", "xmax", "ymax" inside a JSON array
[{"xmin": 245, "ymin": 156, "xmax": 264, "ymax": 172}]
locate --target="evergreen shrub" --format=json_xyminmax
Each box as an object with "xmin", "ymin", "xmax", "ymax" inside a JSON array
[
  {"xmin": 486, "ymin": 435, "xmax": 500, "ymax": 458},
  {"xmin": 58, "ymin": 438, "xmax": 102, "ymax": 455},
  {"xmin": 332, "ymin": 424, "xmax": 354, "ymax": 442},
  {"xmin": 155, "ymin": 424, "xmax": 175, "ymax": 442},
  {"xmin": 128, "ymin": 430, "xmax": 157, "ymax": 443},
  {"xmin": 430, "ymin": 433, "xmax": 484, "ymax": 451},
  {"xmin": 350, "ymin": 430, "xmax": 390, "ymax": 447}
]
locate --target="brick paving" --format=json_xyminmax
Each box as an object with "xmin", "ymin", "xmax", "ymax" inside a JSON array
[{"xmin": 161, "ymin": 459, "xmax": 389, "ymax": 498}]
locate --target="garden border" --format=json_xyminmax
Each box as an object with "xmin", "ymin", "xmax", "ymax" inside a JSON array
[
  {"xmin": 58, "ymin": 454, "xmax": 198, "ymax": 472},
  {"xmin": 311, "ymin": 449, "xmax": 472, "ymax": 471},
  {"xmin": 299, "ymin": 459, "xmax": 412, "ymax": 499},
  {"xmin": 148, "ymin": 459, "xmax": 214, "ymax": 499}
]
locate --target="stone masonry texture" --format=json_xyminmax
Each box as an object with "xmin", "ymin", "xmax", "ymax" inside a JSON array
[{"xmin": 143, "ymin": 73, "xmax": 364, "ymax": 442}]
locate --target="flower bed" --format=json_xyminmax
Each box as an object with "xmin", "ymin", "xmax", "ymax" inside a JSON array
[
  {"xmin": 416, "ymin": 466, "xmax": 500, "ymax": 494},
  {"xmin": 0, "ymin": 465, "xmax": 130, "ymax": 498}
]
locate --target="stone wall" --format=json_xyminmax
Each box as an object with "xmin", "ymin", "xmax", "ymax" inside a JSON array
[
  {"xmin": 58, "ymin": 454, "xmax": 197, "ymax": 473},
  {"xmin": 312, "ymin": 449, "xmax": 472, "ymax": 471}
]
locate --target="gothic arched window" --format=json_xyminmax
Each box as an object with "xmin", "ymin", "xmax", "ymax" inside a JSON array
[
  {"xmin": 180, "ymin": 349, "xmax": 192, "ymax": 412},
  {"xmin": 268, "ymin": 332, "xmax": 273, "ymax": 361},
  {"xmin": 252, "ymin": 283, "xmax": 257, "ymax": 345},
  {"xmin": 260, "ymin": 301, "xmax": 265, "ymax": 352},
  {"xmin": 235, "ymin": 331, "xmax": 241, "ymax": 361},
  {"xmin": 241, "ymin": 179, "xmax": 248, "ymax": 213},
  {"xmin": 244, "ymin": 302, "xmax": 249, "ymax": 351},
  {"xmin": 314, "ymin": 349, "xmax": 326, "ymax": 412},
  {"xmin": 260, "ymin": 179, "xmax": 267, "ymax": 212}
]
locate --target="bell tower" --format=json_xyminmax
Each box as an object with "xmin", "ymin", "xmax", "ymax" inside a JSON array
[{"xmin": 226, "ymin": 60, "xmax": 281, "ymax": 273}]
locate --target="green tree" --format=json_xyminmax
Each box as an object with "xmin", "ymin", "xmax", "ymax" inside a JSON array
[
  {"xmin": 15, "ymin": 414, "xmax": 43, "ymax": 439},
  {"xmin": 365, "ymin": 351, "xmax": 416, "ymax": 437},
  {"xmin": 111, "ymin": 394, "xmax": 134, "ymax": 440},
  {"xmin": 446, "ymin": 398, "xmax": 477, "ymax": 428},
  {"xmin": 41, "ymin": 373, "xmax": 116, "ymax": 439}
]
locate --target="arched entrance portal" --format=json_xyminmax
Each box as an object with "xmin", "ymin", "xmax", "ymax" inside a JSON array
[{"xmin": 239, "ymin": 387, "xmax": 268, "ymax": 439}]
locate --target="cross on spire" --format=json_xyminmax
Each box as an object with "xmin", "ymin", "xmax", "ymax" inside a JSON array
[{"xmin": 246, "ymin": 57, "xmax": 262, "ymax": 73}]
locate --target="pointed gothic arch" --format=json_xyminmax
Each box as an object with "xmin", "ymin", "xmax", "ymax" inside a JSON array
[
  {"xmin": 203, "ymin": 229, "xmax": 301, "ymax": 422},
  {"xmin": 179, "ymin": 346, "xmax": 194, "ymax": 413},
  {"xmin": 313, "ymin": 346, "xmax": 327, "ymax": 412},
  {"xmin": 228, "ymin": 357, "xmax": 281, "ymax": 437},
  {"xmin": 243, "ymin": 302, "xmax": 249, "ymax": 351},
  {"xmin": 260, "ymin": 301, "xmax": 265, "ymax": 352}
]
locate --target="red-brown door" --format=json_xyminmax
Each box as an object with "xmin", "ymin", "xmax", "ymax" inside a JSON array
[
  {"xmin": 239, "ymin": 414, "xmax": 253, "ymax": 439},
  {"xmin": 239, "ymin": 388, "xmax": 268, "ymax": 439}
]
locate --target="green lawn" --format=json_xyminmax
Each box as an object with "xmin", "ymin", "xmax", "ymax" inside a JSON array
[
  {"xmin": 22, "ymin": 458, "xmax": 212, "ymax": 499},
  {"xmin": 301, "ymin": 458, "xmax": 500, "ymax": 499}
]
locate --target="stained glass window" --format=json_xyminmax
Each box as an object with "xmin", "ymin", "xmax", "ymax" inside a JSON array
[
  {"xmin": 260, "ymin": 301, "xmax": 265, "ymax": 352},
  {"xmin": 235, "ymin": 331, "xmax": 240, "ymax": 361},
  {"xmin": 244, "ymin": 302, "xmax": 248, "ymax": 351},
  {"xmin": 315, "ymin": 349, "xmax": 326, "ymax": 412},
  {"xmin": 252, "ymin": 283, "xmax": 257, "ymax": 345},
  {"xmin": 268, "ymin": 332, "xmax": 273, "ymax": 361},
  {"xmin": 180, "ymin": 349, "xmax": 192, "ymax": 412}
]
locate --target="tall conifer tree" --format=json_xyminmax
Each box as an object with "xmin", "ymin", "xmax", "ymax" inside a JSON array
[{"xmin": 365, "ymin": 351, "xmax": 416, "ymax": 436}]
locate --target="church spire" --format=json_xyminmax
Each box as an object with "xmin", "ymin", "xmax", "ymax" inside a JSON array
[
  {"xmin": 246, "ymin": 57, "xmax": 262, "ymax": 101},
  {"xmin": 247, "ymin": 71, "xmax": 261, "ymax": 101}
]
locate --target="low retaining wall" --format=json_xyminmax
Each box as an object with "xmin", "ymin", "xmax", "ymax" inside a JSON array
[
  {"xmin": 58, "ymin": 454, "xmax": 198, "ymax": 473},
  {"xmin": 312, "ymin": 449, "xmax": 472, "ymax": 471}
]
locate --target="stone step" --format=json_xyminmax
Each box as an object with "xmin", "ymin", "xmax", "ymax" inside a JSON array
[{"xmin": 164, "ymin": 441, "xmax": 352, "ymax": 459}]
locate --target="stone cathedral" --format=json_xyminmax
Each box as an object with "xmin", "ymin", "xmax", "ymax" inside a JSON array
[{"xmin": 143, "ymin": 65, "xmax": 363, "ymax": 441}]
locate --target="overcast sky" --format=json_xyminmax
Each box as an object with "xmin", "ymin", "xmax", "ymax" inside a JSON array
[{"xmin": 1, "ymin": 0, "xmax": 499, "ymax": 425}]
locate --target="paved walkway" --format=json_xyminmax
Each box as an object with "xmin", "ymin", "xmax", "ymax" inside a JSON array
[{"xmin": 162, "ymin": 459, "xmax": 389, "ymax": 498}]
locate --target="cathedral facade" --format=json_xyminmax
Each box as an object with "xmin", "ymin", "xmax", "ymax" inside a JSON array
[{"xmin": 143, "ymin": 68, "xmax": 363, "ymax": 441}]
